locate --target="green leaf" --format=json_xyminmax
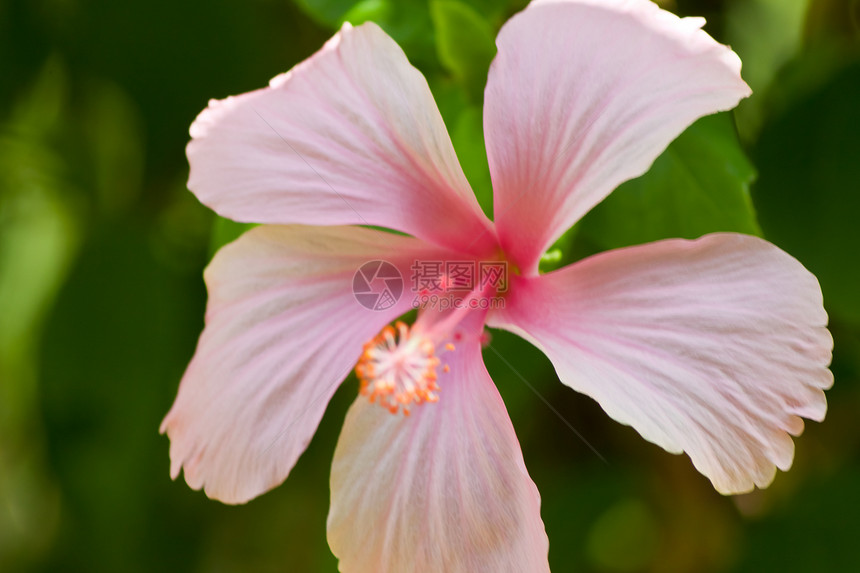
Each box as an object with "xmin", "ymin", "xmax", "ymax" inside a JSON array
[
  {"xmin": 450, "ymin": 105, "xmax": 493, "ymax": 218},
  {"xmin": 577, "ymin": 112, "xmax": 761, "ymax": 253},
  {"xmin": 0, "ymin": 57, "xmax": 81, "ymax": 413},
  {"xmin": 752, "ymin": 59, "xmax": 860, "ymax": 324},
  {"xmin": 339, "ymin": 0, "xmax": 439, "ymax": 69},
  {"xmin": 79, "ymin": 80, "xmax": 145, "ymax": 216},
  {"xmin": 726, "ymin": 0, "xmax": 810, "ymax": 140},
  {"xmin": 292, "ymin": 0, "xmax": 362, "ymax": 27},
  {"xmin": 465, "ymin": 0, "xmax": 522, "ymax": 24},
  {"xmin": 340, "ymin": 0, "xmax": 393, "ymax": 25},
  {"xmin": 430, "ymin": 0, "xmax": 497, "ymax": 102},
  {"xmin": 208, "ymin": 216, "xmax": 256, "ymax": 257},
  {"xmin": 0, "ymin": 58, "xmax": 80, "ymax": 562}
]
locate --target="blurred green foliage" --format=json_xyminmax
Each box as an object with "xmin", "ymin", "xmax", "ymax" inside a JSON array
[{"xmin": 1, "ymin": 0, "xmax": 859, "ymax": 571}]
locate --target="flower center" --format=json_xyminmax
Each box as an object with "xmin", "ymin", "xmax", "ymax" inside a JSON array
[{"xmin": 355, "ymin": 321, "xmax": 452, "ymax": 416}]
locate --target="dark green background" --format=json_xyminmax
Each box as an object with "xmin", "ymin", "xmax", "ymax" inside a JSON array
[{"xmin": 2, "ymin": 0, "xmax": 859, "ymax": 571}]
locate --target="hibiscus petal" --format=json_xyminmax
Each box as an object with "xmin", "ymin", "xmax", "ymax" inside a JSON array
[
  {"xmin": 327, "ymin": 324, "xmax": 549, "ymax": 572},
  {"xmin": 161, "ymin": 225, "xmax": 450, "ymax": 504},
  {"xmin": 187, "ymin": 22, "xmax": 495, "ymax": 255},
  {"xmin": 488, "ymin": 233, "xmax": 833, "ymax": 494},
  {"xmin": 484, "ymin": 0, "xmax": 752, "ymax": 272}
]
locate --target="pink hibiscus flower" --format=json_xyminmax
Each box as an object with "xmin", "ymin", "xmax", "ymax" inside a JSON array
[{"xmin": 161, "ymin": 0, "xmax": 833, "ymax": 570}]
